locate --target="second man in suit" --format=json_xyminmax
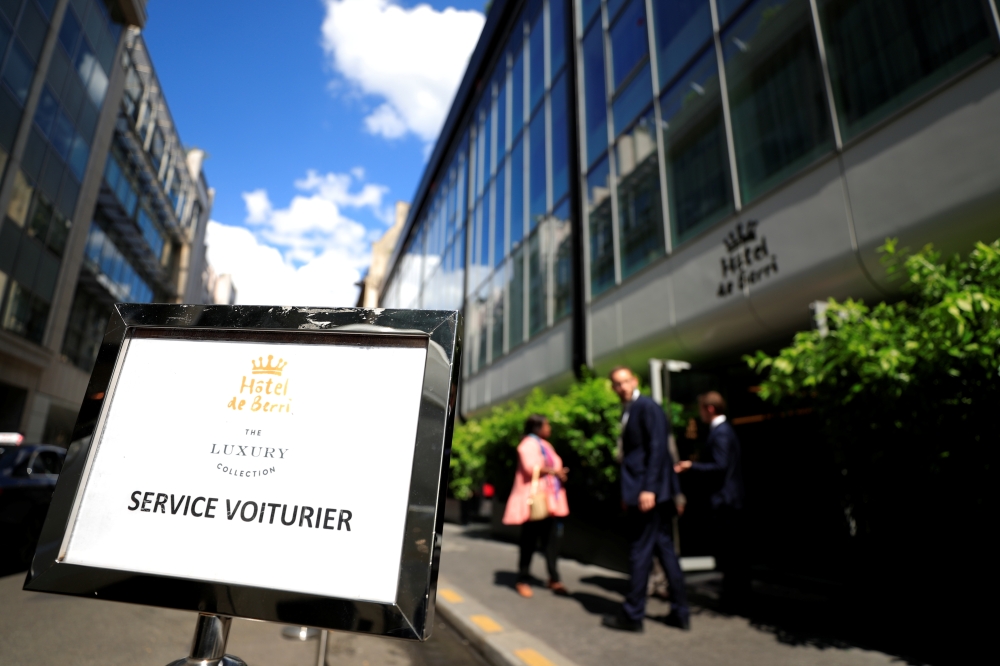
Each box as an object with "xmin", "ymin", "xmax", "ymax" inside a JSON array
[{"xmin": 602, "ymin": 366, "xmax": 690, "ymax": 632}]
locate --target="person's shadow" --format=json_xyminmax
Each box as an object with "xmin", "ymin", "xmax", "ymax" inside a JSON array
[{"xmin": 493, "ymin": 571, "xmax": 624, "ymax": 618}]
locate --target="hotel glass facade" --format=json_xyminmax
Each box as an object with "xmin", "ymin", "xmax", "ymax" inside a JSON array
[{"xmin": 381, "ymin": 0, "xmax": 1000, "ymax": 415}]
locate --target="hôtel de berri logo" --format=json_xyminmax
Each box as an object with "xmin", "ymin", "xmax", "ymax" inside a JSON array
[{"xmin": 225, "ymin": 355, "xmax": 293, "ymax": 414}]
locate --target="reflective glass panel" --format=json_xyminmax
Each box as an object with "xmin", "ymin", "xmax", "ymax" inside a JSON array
[
  {"xmin": 609, "ymin": 0, "xmax": 649, "ymax": 90},
  {"xmin": 490, "ymin": 270, "xmax": 504, "ymax": 362},
  {"xmin": 723, "ymin": 0, "xmax": 833, "ymax": 203},
  {"xmin": 512, "ymin": 45, "xmax": 525, "ymax": 137},
  {"xmin": 612, "ymin": 62, "xmax": 653, "ymax": 136},
  {"xmin": 510, "ymin": 137, "xmax": 525, "ymax": 246},
  {"xmin": 717, "ymin": 0, "xmax": 748, "ymax": 25},
  {"xmin": 528, "ymin": 230, "xmax": 545, "ymax": 336},
  {"xmin": 819, "ymin": 0, "xmax": 995, "ymax": 140},
  {"xmin": 530, "ymin": 12, "xmax": 545, "ymax": 111},
  {"xmin": 652, "ymin": 0, "xmax": 713, "ymax": 89},
  {"xmin": 550, "ymin": 0, "xmax": 567, "ymax": 77},
  {"xmin": 494, "ymin": 174, "xmax": 506, "ymax": 267},
  {"xmin": 616, "ymin": 109, "xmax": 664, "ymax": 278},
  {"xmin": 496, "ymin": 71, "xmax": 508, "ymax": 156},
  {"xmin": 661, "ymin": 47, "xmax": 734, "ymax": 244},
  {"xmin": 508, "ymin": 248, "xmax": 525, "ymax": 348},
  {"xmin": 588, "ymin": 157, "xmax": 615, "ymax": 296},
  {"xmin": 529, "ymin": 109, "xmax": 547, "ymax": 228},
  {"xmin": 583, "ymin": 22, "xmax": 608, "ymax": 164},
  {"xmin": 582, "ymin": 0, "xmax": 601, "ymax": 30},
  {"xmin": 551, "ymin": 74, "xmax": 569, "ymax": 205},
  {"xmin": 550, "ymin": 199, "xmax": 572, "ymax": 321}
]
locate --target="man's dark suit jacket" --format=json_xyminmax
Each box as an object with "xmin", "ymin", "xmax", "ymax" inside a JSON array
[
  {"xmin": 620, "ymin": 396, "xmax": 681, "ymax": 506},
  {"xmin": 692, "ymin": 420, "xmax": 745, "ymax": 510}
]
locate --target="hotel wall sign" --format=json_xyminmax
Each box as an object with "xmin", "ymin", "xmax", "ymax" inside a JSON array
[
  {"xmin": 24, "ymin": 305, "xmax": 462, "ymax": 642},
  {"xmin": 717, "ymin": 220, "xmax": 779, "ymax": 297}
]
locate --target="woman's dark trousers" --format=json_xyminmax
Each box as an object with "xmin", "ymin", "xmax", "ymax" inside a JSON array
[{"xmin": 518, "ymin": 517, "xmax": 562, "ymax": 583}]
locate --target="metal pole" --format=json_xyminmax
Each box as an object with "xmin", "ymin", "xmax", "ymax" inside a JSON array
[
  {"xmin": 167, "ymin": 613, "xmax": 247, "ymax": 666},
  {"xmin": 316, "ymin": 630, "xmax": 329, "ymax": 666}
]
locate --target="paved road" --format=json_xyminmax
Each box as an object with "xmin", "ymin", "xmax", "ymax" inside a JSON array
[
  {"xmin": 439, "ymin": 523, "xmax": 898, "ymax": 666},
  {"xmin": 0, "ymin": 571, "xmax": 487, "ymax": 666}
]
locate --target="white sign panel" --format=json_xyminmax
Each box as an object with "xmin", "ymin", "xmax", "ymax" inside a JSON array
[{"xmin": 64, "ymin": 336, "xmax": 427, "ymax": 604}]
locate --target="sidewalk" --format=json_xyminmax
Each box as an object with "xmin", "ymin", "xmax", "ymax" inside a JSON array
[{"xmin": 436, "ymin": 523, "xmax": 896, "ymax": 666}]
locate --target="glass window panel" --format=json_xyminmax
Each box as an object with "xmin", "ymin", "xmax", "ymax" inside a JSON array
[
  {"xmin": 510, "ymin": 137, "xmax": 525, "ymax": 247},
  {"xmin": 529, "ymin": 12, "xmax": 545, "ymax": 111},
  {"xmin": 58, "ymin": 7, "xmax": 82, "ymax": 55},
  {"xmin": 582, "ymin": 0, "xmax": 601, "ymax": 31},
  {"xmin": 3, "ymin": 42, "xmax": 35, "ymax": 105},
  {"xmin": 528, "ymin": 110, "xmax": 547, "ymax": 227},
  {"xmin": 508, "ymin": 248, "xmax": 525, "ymax": 349},
  {"xmin": 476, "ymin": 285, "xmax": 488, "ymax": 370},
  {"xmin": 662, "ymin": 47, "xmax": 734, "ymax": 244},
  {"xmin": 0, "ymin": 12, "xmax": 11, "ymax": 53},
  {"xmin": 550, "ymin": 0, "xmax": 567, "ymax": 77},
  {"xmin": 551, "ymin": 74, "xmax": 569, "ymax": 205},
  {"xmin": 34, "ymin": 87, "xmax": 58, "ymax": 135},
  {"xmin": 512, "ymin": 45, "xmax": 525, "ymax": 137},
  {"xmin": 717, "ymin": 0, "xmax": 748, "ymax": 26},
  {"xmin": 527, "ymin": 230, "xmax": 546, "ymax": 336},
  {"xmin": 482, "ymin": 103, "xmax": 492, "ymax": 184},
  {"xmin": 480, "ymin": 188, "xmax": 491, "ymax": 268},
  {"xmin": 456, "ymin": 151, "xmax": 467, "ymax": 223},
  {"xmin": 583, "ymin": 22, "xmax": 608, "ymax": 164},
  {"xmin": 723, "ymin": 0, "xmax": 833, "ymax": 203},
  {"xmin": 613, "ymin": 62, "xmax": 653, "ymax": 136},
  {"xmin": 608, "ymin": 0, "xmax": 628, "ymax": 23},
  {"xmin": 67, "ymin": 134, "xmax": 88, "ymax": 180},
  {"xmin": 12, "ymin": 232, "xmax": 40, "ymax": 286},
  {"xmin": 617, "ymin": 109, "xmax": 664, "ymax": 279},
  {"xmin": 28, "ymin": 192, "xmax": 52, "ymax": 239},
  {"xmin": 490, "ymin": 270, "xmax": 504, "ymax": 362},
  {"xmin": 819, "ymin": 0, "xmax": 995, "ymax": 141},
  {"xmin": 652, "ymin": 0, "xmax": 713, "ymax": 89},
  {"xmin": 496, "ymin": 71, "xmax": 507, "ymax": 156},
  {"xmin": 45, "ymin": 211, "xmax": 69, "ymax": 255},
  {"xmin": 2, "ymin": 282, "xmax": 49, "ymax": 343},
  {"xmin": 6, "ymin": 168, "xmax": 33, "ymax": 226},
  {"xmin": 550, "ymin": 199, "xmax": 573, "ymax": 320},
  {"xmin": 609, "ymin": 0, "xmax": 649, "ymax": 90},
  {"xmin": 494, "ymin": 164, "xmax": 506, "ymax": 266},
  {"xmin": 34, "ymin": 250, "xmax": 58, "ymax": 302},
  {"xmin": 476, "ymin": 117, "xmax": 486, "ymax": 198},
  {"xmin": 17, "ymin": 2, "xmax": 46, "ymax": 61},
  {"xmin": 587, "ymin": 157, "xmax": 615, "ymax": 297}
]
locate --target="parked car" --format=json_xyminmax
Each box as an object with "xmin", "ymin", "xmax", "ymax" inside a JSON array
[{"xmin": 0, "ymin": 444, "xmax": 66, "ymax": 570}]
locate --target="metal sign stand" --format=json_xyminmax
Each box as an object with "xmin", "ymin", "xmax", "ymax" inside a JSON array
[{"xmin": 167, "ymin": 613, "xmax": 246, "ymax": 666}]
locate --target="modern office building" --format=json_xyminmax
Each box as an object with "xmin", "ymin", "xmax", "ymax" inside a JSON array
[
  {"xmin": 0, "ymin": 0, "xmax": 214, "ymax": 444},
  {"xmin": 379, "ymin": 0, "xmax": 1000, "ymax": 417}
]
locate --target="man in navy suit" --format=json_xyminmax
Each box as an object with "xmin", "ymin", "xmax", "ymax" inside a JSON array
[
  {"xmin": 602, "ymin": 367, "xmax": 690, "ymax": 632},
  {"xmin": 675, "ymin": 391, "xmax": 748, "ymax": 609}
]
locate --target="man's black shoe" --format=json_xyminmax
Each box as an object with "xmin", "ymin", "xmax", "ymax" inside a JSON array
[
  {"xmin": 663, "ymin": 611, "xmax": 690, "ymax": 631},
  {"xmin": 602, "ymin": 614, "xmax": 644, "ymax": 632}
]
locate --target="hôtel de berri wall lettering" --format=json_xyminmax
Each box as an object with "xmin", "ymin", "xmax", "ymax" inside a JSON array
[{"xmin": 717, "ymin": 220, "xmax": 779, "ymax": 297}]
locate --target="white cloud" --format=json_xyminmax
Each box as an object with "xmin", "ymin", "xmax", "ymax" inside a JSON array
[
  {"xmin": 206, "ymin": 168, "xmax": 393, "ymax": 306},
  {"xmin": 206, "ymin": 222, "xmax": 363, "ymax": 307},
  {"xmin": 321, "ymin": 0, "xmax": 485, "ymax": 143}
]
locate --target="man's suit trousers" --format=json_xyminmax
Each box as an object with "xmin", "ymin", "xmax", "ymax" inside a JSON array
[{"xmin": 623, "ymin": 503, "xmax": 689, "ymax": 622}]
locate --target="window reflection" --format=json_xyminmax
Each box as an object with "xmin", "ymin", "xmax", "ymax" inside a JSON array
[
  {"xmin": 819, "ymin": 0, "xmax": 995, "ymax": 141},
  {"xmin": 529, "ymin": 110, "xmax": 547, "ymax": 227},
  {"xmin": 662, "ymin": 47, "xmax": 733, "ymax": 244},
  {"xmin": 508, "ymin": 248, "xmax": 525, "ymax": 348},
  {"xmin": 583, "ymin": 23, "xmax": 608, "ymax": 164},
  {"xmin": 616, "ymin": 110, "xmax": 664, "ymax": 278},
  {"xmin": 723, "ymin": 0, "xmax": 833, "ymax": 203},
  {"xmin": 490, "ymin": 270, "xmax": 505, "ymax": 362},
  {"xmin": 528, "ymin": 230, "xmax": 545, "ymax": 336},
  {"xmin": 588, "ymin": 157, "xmax": 615, "ymax": 297},
  {"xmin": 609, "ymin": 0, "xmax": 649, "ymax": 90},
  {"xmin": 652, "ymin": 0, "xmax": 713, "ymax": 90},
  {"xmin": 549, "ymin": 200, "xmax": 572, "ymax": 321}
]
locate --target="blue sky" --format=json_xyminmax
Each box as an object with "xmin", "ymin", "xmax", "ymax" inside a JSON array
[{"xmin": 141, "ymin": 0, "xmax": 486, "ymax": 305}]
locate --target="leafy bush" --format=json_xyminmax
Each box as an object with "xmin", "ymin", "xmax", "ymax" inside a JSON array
[
  {"xmin": 745, "ymin": 239, "xmax": 998, "ymax": 546},
  {"xmin": 450, "ymin": 370, "xmax": 696, "ymax": 504}
]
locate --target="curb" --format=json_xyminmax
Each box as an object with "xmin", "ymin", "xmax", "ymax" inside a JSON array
[{"xmin": 435, "ymin": 577, "xmax": 583, "ymax": 666}]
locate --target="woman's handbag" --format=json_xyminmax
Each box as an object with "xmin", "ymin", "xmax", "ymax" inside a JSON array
[{"xmin": 527, "ymin": 464, "xmax": 549, "ymax": 521}]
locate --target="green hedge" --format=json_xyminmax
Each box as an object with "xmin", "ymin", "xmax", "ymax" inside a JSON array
[{"xmin": 449, "ymin": 371, "xmax": 694, "ymax": 502}]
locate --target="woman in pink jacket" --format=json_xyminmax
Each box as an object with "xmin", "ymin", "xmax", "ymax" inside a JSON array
[{"xmin": 502, "ymin": 414, "xmax": 570, "ymax": 598}]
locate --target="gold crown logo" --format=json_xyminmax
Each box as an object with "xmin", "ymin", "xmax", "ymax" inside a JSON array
[{"xmin": 251, "ymin": 355, "xmax": 287, "ymax": 376}]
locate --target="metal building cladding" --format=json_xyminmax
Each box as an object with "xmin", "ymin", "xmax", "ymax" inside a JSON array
[
  {"xmin": 378, "ymin": 0, "xmax": 1000, "ymax": 415},
  {"xmin": 0, "ymin": 0, "xmax": 214, "ymax": 445}
]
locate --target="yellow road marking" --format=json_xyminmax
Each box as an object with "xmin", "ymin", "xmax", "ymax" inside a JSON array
[
  {"xmin": 470, "ymin": 615, "xmax": 503, "ymax": 633},
  {"xmin": 439, "ymin": 589, "xmax": 463, "ymax": 603},
  {"xmin": 515, "ymin": 648, "xmax": 556, "ymax": 666}
]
